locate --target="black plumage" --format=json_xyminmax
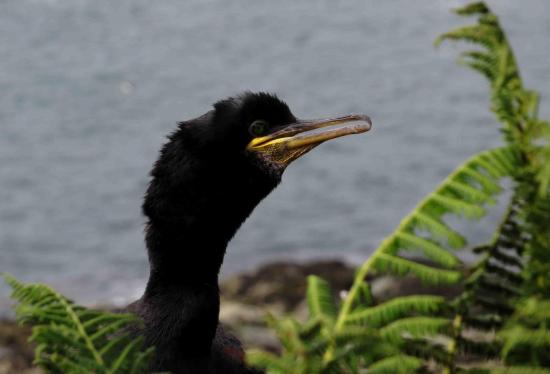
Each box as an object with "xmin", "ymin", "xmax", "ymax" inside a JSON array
[{"xmin": 127, "ymin": 92, "xmax": 371, "ymax": 373}]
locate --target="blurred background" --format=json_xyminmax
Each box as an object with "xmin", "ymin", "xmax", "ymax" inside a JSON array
[{"xmin": 1, "ymin": 0, "xmax": 549, "ymax": 313}]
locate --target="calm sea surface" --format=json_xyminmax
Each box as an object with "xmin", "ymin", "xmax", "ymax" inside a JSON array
[{"xmin": 1, "ymin": 0, "xmax": 549, "ymax": 312}]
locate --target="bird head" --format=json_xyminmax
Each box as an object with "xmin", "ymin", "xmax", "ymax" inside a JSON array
[{"xmin": 187, "ymin": 92, "xmax": 372, "ymax": 180}]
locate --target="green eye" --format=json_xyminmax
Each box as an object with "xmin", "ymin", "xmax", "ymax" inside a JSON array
[{"xmin": 249, "ymin": 120, "xmax": 269, "ymax": 137}]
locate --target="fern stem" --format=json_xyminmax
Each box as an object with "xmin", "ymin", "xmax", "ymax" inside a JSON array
[
  {"xmin": 444, "ymin": 314, "xmax": 462, "ymax": 374},
  {"xmin": 323, "ymin": 254, "xmax": 377, "ymax": 364}
]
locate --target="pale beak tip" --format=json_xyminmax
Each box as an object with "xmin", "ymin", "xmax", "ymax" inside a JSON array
[
  {"xmin": 350, "ymin": 114, "xmax": 373, "ymax": 132},
  {"xmin": 358, "ymin": 114, "xmax": 373, "ymax": 130}
]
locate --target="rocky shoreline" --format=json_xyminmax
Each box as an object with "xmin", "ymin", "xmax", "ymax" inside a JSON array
[{"xmin": 0, "ymin": 259, "xmax": 461, "ymax": 373}]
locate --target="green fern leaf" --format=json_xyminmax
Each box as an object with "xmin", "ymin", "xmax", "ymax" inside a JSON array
[
  {"xmin": 373, "ymin": 253, "xmax": 462, "ymax": 285},
  {"xmin": 435, "ymin": 25, "xmax": 499, "ymax": 50},
  {"xmin": 344, "ymin": 295, "xmax": 446, "ymax": 327},
  {"xmin": 454, "ymin": 2, "xmax": 489, "ymax": 16},
  {"xmin": 412, "ymin": 211, "xmax": 466, "ymax": 248},
  {"xmin": 333, "ymin": 326, "xmax": 377, "ymax": 344},
  {"xmin": 3, "ymin": 274, "xmax": 153, "ymax": 374},
  {"xmin": 459, "ymin": 166, "xmax": 502, "ymax": 195},
  {"xmin": 306, "ymin": 275, "xmax": 336, "ymax": 322},
  {"xmin": 431, "ymin": 194, "xmax": 486, "ymax": 219},
  {"xmin": 445, "ymin": 179, "xmax": 495, "ymax": 204},
  {"xmin": 489, "ymin": 368, "xmax": 550, "ymax": 374},
  {"xmin": 461, "ymin": 50, "xmax": 495, "ymax": 66},
  {"xmin": 266, "ymin": 315, "xmax": 304, "ymax": 353},
  {"xmin": 367, "ymin": 354, "xmax": 423, "ymax": 374},
  {"xmin": 246, "ymin": 350, "xmax": 290, "ymax": 374},
  {"xmin": 380, "ymin": 316, "xmax": 450, "ymax": 343},
  {"xmin": 461, "ymin": 59, "xmax": 495, "ymax": 81},
  {"xmin": 501, "ymin": 326, "xmax": 550, "ymax": 359},
  {"xmin": 394, "ymin": 232, "xmax": 460, "ymax": 268}
]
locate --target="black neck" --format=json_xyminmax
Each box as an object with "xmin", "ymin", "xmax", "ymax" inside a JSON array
[
  {"xmin": 139, "ymin": 199, "xmax": 232, "ymax": 364},
  {"xmin": 136, "ymin": 131, "xmax": 281, "ymax": 371},
  {"xmin": 143, "ymin": 220, "xmax": 227, "ymax": 294}
]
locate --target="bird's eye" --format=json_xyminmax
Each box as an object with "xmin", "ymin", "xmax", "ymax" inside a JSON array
[{"xmin": 248, "ymin": 120, "xmax": 269, "ymax": 137}]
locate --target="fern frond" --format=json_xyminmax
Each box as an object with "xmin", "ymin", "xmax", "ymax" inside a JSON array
[{"xmin": 4, "ymin": 274, "xmax": 153, "ymax": 373}]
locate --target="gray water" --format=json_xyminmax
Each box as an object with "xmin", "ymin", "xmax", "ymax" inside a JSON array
[{"xmin": 1, "ymin": 0, "xmax": 549, "ymax": 311}]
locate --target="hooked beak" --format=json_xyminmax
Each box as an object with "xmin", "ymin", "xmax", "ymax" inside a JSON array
[{"xmin": 246, "ymin": 114, "xmax": 372, "ymax": 166}]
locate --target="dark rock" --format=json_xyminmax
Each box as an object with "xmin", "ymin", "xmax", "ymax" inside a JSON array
[
  {"xmin": 220, "ymin": 259, "xmax": 355, "ymax": 312},
  {"xmin": 0, "ymin": 319, "xmax": 39, "ymax": 374}
]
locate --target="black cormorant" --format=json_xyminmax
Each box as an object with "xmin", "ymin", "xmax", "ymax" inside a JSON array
[{"xmin": 128, "ymin": 92, "xmax": 371, "ymax": 373}]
